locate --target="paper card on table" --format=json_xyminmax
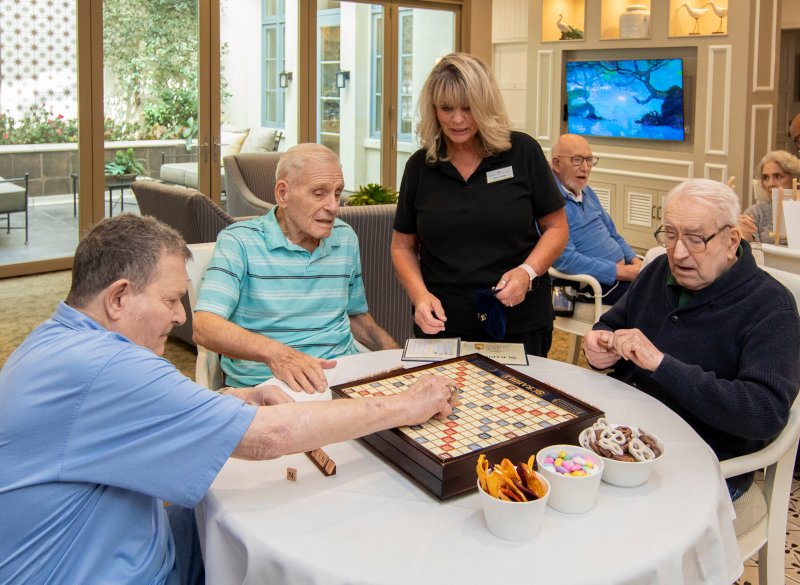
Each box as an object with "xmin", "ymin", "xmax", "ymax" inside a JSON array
[
  {"xmin": 402, "ymin": 338, "xmax": 460, "ymax": 361},
  {"xmin": 782, "ymin": 200, "xmax": 800, "ymax": 250},
  {"xmin": 459, "ymin": 341, "xmax": 528, "ymax": 365}
]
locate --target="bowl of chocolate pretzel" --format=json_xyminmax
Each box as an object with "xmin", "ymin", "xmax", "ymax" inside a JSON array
[{"xmin": 579, "ymin": 418, "xmax": 665, "ymax": 487}]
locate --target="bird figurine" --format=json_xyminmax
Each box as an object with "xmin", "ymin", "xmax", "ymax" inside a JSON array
[
  {"xmin": 703, "ymin": 1, "xmax": 728, "ymax": 34},
  {"xmin": 556, "ymin": 14, "xmax": 583, "ymax": 40},
  {"xmin": 677, "ymin": 2, "xmax": 710, "ymax": 35}
]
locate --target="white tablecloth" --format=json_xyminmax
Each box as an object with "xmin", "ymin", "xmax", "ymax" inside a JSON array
[{"xmin": 197, "ymin": 350, "xmax": 742, "ymax": 585}]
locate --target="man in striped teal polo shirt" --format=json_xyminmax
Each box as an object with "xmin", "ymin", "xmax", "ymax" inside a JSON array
[{"xmin": 193, "ymin": 144, "xmax": 398, "ymax": 393}]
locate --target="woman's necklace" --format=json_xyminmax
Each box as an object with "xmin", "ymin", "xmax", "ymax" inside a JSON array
[{"xmin": 457, "ymin": 150, "xmax": 481, "ymax": 181}]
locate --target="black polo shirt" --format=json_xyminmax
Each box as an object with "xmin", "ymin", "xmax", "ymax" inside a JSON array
[{"xmin": 394, "ymin": 131, "xmax": 564, "ymax": 336}]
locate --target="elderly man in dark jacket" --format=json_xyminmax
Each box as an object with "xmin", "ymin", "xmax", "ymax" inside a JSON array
[{"xmin": 583, "ymin": 178, "xmax": 800, "ymax": 502}]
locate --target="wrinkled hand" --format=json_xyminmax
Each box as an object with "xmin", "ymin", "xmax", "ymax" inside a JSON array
[
  {"xmin": 397, "ymin": 375, "xmax": 458, "ymax": 425},
  {"xmin": 616, "ymin": 259, "xmax": 641, "ymax": 282},
  {"xmin": 493, "ymin": 267, "xmax": 529, "ymax": 308},
  {"xmin": 583, "ymin": 330, "xmax": 621, "ymax": 370},
  {"xmin": 413, "ymin": 292, "xmax": 447, "ymax": 334},
  {"xmin": 222, "ymin": 384, "xmax": 296, "ymax": 406},
  {"xmin": 266, "ymin": 345, "xmax": 336, "ymax": 394},
  {"xmin": 739, "ymin": 214, "xmax": 758, "ymax": 242},
  {"xmin": 610, "ymin": 328, "xmax": 664, "ymax": 372}
]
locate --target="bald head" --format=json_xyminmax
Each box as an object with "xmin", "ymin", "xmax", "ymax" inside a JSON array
[
  {"xmin": 276, "ymin": 143, "xmax": 341, "ymax": 183},
  {"xmin": 551, "ymin": 134, "xmax": 595, "ymax": 197},
  {"xmin": 790, "ymin": 113, "xmax": 800, "ymax": 156}
]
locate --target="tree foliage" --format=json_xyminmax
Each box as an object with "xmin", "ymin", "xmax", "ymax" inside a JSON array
[{"xmin": 103, "ymin": 0, "xmax": 199, "ymax": 139}]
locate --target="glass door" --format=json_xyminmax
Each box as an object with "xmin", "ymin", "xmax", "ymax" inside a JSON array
[
  {"xmin": 0, "ymin": 0, "xmax": 80, "ymax": 274},
  {"xmin": 394, "ymin": 5, "xmax": 455, "ymax": 184},
  {"xmin": 317, "ymin": 4, "xmax": 342, "ymax": 157}
]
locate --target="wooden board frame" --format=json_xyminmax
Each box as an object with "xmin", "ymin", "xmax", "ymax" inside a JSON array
[{"xmin": 331, "ymin": 354, "xmax": 604, "ymax": 499}]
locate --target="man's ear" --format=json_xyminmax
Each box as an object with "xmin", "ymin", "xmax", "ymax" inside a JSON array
[
  {"xmin": 728, "ymin": 225, "xmax": 743, "ymax": 259},
  {"xmin": 274, "ymin": 180, "xmax": 289, "ymax": 206},
  {"xmin": 104, "ymin": 279, "xmax": 132, "ymax": 322}
]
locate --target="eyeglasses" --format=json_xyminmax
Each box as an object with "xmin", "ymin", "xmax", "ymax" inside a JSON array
[
  {"xmin": 653, "ymin": 225, "xmax": 732, "ymax": 253},
  {"xmin": 561, "ymin": 156, "xmax": 599, "ymax": 167}
]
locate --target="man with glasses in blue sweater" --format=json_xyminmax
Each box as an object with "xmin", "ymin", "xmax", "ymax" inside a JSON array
[{"xmin": 550, "ymin": 134, "xmax": 641, "ymax": 304}]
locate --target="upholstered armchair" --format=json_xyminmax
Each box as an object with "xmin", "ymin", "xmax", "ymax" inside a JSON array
[
  {"xmin": 131, "ymin": 181, "xmax": 254, "ymax": 346},
  {"xmin": 223, "ymin": 152, "xmax": 283, "ymax": 217},
  {"xmin": 337, "ymin": 204, "xmax": 414, "ymax": 346}
]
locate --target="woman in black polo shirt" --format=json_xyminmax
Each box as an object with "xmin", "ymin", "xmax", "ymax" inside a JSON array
[{"xmin": 391, "ymin": 52, "xmax": 568, "ymax": 357}]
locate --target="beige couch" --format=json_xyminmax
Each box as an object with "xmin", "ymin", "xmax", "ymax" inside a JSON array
[{"xmin": 160, "ymin": 126, "xmax": 282, "ymax": 189}]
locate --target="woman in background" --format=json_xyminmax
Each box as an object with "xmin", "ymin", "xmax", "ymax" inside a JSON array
[
  {"xmin": 740, "ymin": 150, "xmax": 800, "ymax": 244},
  {"xmin": 391, "ymin": 52, "xmax": 568, "ymax": 357}
]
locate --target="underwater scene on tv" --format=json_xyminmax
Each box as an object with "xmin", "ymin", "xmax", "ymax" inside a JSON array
[{"xmin": 566, "ymin": 58, "xmax": 685, "ymax": 141}]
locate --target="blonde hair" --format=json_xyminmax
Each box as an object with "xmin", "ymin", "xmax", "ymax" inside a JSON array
[{"xmin": 416, "ymin": 52, "xmax": 511, "ymax": 164}]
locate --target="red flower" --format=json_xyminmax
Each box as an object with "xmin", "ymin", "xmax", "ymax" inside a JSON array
[
  {"xmin": 2, "ymin": 133, "xmax": 8, "ymax": 140},
  {"xmin": 56, "ymin": 128, "xmax": 63, "ymax": 135}
]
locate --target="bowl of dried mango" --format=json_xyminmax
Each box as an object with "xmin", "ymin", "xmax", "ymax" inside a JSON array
[{"xmin": 475, "ymin": 453, "xmax": 550, "ymax": 541}]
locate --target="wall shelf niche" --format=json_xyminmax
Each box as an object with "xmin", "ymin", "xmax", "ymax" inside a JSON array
[
  {"xmin": 600, "ymin": 1, "xmax": 652, "ymax": 41},
  {"xmin": 669, "ymin": 0, "xmax": 728, "ymax": 38},
  {"xmin": 541, "ymin": 0, "xmax": 585, "ymax": 43}
]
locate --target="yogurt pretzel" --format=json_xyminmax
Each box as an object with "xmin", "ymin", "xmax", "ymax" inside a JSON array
[
  {"xmin": 600, "ymin": 427, "xmax": 627, "ymax": 445},
  {"xmin": 597, "ymin": 435, "xmax": 625, "ymax": 456},
  {"xmin": 628, "ymin": 438, "xmax": 656, "ymax": 461}
]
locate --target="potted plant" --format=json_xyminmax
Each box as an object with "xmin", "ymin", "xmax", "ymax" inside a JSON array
[
  {"xmin": 345, "ymin": 183, "xmax": 398, "ymax": 206},
  {"xmin": 104, "ymin": 147, "xmax": 145, "ymax": 183}
]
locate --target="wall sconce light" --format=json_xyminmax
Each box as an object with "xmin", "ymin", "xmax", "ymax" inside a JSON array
[
  {"xmin": 278, "ymin": 71, "xmax": 293, "ymax": 89},
  {"xmin": 335, "ymin": 70, "xmax": 350, "ymax": 89}
]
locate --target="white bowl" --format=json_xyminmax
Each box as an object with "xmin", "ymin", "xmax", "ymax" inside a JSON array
[
  {"xmin": 579, "ymin": 424, "xmax": 665, "ymax": 488},
  {"xmin": 477, "ymin": 473, "xmax": 550, "ymax": 541},
  {"xmin": 535, "ymin": 444, "xmax": 604, "ymax": 513}
]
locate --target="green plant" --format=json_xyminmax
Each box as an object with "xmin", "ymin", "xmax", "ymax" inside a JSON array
[
  {"xmin": 0, "ymin": 104, "xmax": 78, "ymax": 145},
  {"xmin": 346, "ymin": 183, "xmax": 398, "ymax": 206},
  {"xmin": 105, "ymin": 147, "xmax": 146, "ymax": 177}
]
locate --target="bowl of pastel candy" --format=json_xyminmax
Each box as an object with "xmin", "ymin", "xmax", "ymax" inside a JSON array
[
  {"xmin": 579, "ymin": 418, "xmax": 665, "ymax": 488},
  {"xmin": 535, "ymin": 445, "xmax": 604, "ymax": 513}
]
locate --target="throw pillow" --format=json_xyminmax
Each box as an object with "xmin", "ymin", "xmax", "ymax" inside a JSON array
[
  {"xmin": 240, "ymin": 127, "xmax": 278, "ymax": 153},
  {"xmin": 220, "ymin": 130, "xmax": 249, "ymax": 159}
]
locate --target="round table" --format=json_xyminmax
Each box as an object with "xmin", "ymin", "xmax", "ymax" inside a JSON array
[{"xmin": 197, "ymin": 350, "xmax": 742, "ymax": 585}]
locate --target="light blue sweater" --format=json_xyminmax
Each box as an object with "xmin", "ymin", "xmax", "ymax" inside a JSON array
[{"xmin": 552, "ymin": 175, "xmax": 637, "ymax": 285}]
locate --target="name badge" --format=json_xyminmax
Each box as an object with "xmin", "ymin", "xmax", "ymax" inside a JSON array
[{"xmin": 486, "ymin": 166, "xmax": 514, "ymax": 183}]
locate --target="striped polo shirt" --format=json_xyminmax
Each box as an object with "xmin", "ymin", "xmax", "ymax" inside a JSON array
[{"xmin": 195, "ymin": 208, "xmax": 368, "ymax": 387}]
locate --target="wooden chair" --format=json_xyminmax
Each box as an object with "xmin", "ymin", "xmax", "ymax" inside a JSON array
[{"xmin": 0, "ymin": 173, "xmax": 29, "ymax": 244}]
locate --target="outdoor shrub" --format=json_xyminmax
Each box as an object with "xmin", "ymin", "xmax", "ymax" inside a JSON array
[{"xmin": 0, "ymin": 104, "xmax": 78, "ymax": 145}]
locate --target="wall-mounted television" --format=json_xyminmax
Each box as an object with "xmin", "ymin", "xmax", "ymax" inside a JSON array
[{"xmin": 565, "ymin": 58, "xmax": 685, "ymax": 142}]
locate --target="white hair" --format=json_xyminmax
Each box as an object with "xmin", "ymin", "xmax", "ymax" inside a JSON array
[{"xmin": 663, "ymin": 179, "xmax": 740, "ymax": 228}]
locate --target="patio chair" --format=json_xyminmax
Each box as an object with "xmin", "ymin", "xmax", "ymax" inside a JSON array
[
  {"xmin": 0, "ymin": 173, "xmax": 30, "ymax": 244},
  {"xmin": 223, "ymin": 152, "xmax": 282, "ymax": 217},
  {"xmin": 131, "ymin": 181, "xmax": 255, "ymax": 346}
]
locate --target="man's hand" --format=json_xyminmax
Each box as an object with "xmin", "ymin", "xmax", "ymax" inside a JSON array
[
  {"xmin": 616, "ymin": 259, "xmax": 641, "ymax": 282},
  {"xmin": 222, "ymin": 385, "xmax": 296, "ymax": 406},
  {"xmin": 413, "ymin": 292, "xmax": 447, "ymax": 334},
  {"xmin": 583, "ymin": 330, "xmax": 621, "ymax": 369},
  {"xmin": 396, "ymin": 375, "xmax": 457, "ymax": 425},
  {"xmin": 266, "ymin": 344, "xmax": 336, "ymax": 394},
  {"xmin": 610, "ymin": 328, "xmax": 664, "ymax": 372},
  {"xmin": 739, "ymin": 214, "xmax": 758, "ymax": 242}
]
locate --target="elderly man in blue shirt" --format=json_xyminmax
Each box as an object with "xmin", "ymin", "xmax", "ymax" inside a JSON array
[
  {"xmin": 550, "ymin": 134, "xmax": 642, "ymax": 304},
  {"xmin": 0, "ymin": 214, "xmax": 456, "ymax": 585}
]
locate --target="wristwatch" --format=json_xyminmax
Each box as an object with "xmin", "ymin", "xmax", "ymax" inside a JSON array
[{"xmin": 518, "ymin": 263, "xmax": 538, "ymax": 291}]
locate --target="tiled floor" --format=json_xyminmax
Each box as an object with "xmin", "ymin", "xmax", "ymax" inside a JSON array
[
  {"xmin": 0, "ymin": 191, "xmax": 139, "ymax": 266},
  {"xmin": 735, "ymin": 475, "xmax": 800, "ymax": 584}
]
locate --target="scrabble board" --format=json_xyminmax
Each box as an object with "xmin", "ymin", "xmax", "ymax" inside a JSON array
[{"xmin": 330, "ymin": 354, "xmax": 604, "ymax": 499}]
